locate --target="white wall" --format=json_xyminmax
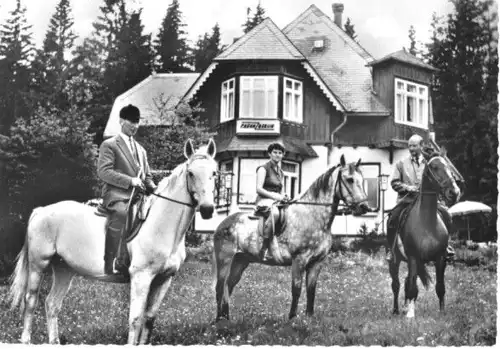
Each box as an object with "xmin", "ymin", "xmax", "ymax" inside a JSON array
[{"xmin": 194, "ymin": 146, "xmax": 410, "ymax": 236}]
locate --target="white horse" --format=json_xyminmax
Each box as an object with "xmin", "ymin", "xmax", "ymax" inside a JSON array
[{"xmin": 9, "ymin": 138, "xmax": 218, "ymax": 345}]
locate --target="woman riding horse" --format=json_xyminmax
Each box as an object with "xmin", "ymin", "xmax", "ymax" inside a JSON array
[{"xmin": 254, "ymin": 141, "xmax": 289, "ymax": 257}]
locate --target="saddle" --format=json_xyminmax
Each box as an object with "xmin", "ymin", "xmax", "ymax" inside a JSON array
[
  {"xmin": 249, "ymin": 202, "xmax": 288, "ymax": 240},
  {"xmin": 89, "ymin": 194, "xmax": 154, "ymax": 242}
]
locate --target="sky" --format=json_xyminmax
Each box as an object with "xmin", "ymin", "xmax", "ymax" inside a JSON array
[{"xmin": 0, "ymin": 0, "xmax": 459, "ymax": 59}]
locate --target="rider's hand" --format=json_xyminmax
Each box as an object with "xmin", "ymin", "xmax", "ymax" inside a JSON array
[
  {"xmin": 407, "ymin": 185, "xmax": 419, "ymax": 193},
  {"xmin": 131, "ymin": 178, "xmax": 145, "ymax": 190}
]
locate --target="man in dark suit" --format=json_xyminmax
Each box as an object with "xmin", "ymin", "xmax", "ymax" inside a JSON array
[{"xmin": 97, "ymin": 104, "xmax": 157, "ymax": 275}]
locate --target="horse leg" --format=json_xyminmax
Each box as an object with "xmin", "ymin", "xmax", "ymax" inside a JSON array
[
  {"xmin": 127, "ymin": 271, "xmax": 154, "ymax": 345},
  {"xmin": 215, "ymin": 252, "xmax": 250, "ymax": 321},
  {"xmin": 305, "ymin": 261, "xmax": 323, "ymax": 317},
  {"xmin": 138, "ymin": 274, "xmax": 173, "ymax": 345},
  {"xmin": 435, "ymin": 256, "xmax": 447, "ymax": 312},
  {"xmin": 405, "ymin": 257, "xmax": 419, "ymax": 318},
  {"xmin": 289, "ymin": 258, "xmax": 305, "ymax": 319},
  {"xmin": 21, "ymin": 260, "xmax": 50, "ymax": 344},
  {"xmin": 45, "ymin": 261, "xmax": 75, "ymax": 344},
  {"xmin": 389, "ymin": 258, "xmax": 401, "ymax": 315}
]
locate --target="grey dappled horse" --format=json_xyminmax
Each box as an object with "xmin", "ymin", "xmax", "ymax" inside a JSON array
[{"xmin": 212, "ymin": 155, "xmax": 370, "ymax": 321}]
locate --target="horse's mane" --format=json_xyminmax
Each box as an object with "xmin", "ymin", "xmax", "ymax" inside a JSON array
[
  {"xmin": 422, "ymin": 148, "xmax": 441, "ymax": 162},
  {"xmin": 304, "ymin": 164, "xmax": 340, "ymax": 199},
  {"xmin": 155, "ymin": 152, "xmax": 212, "ymax": 194}
]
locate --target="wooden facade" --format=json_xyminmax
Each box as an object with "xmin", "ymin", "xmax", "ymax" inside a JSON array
[{"xmin": 195, "ymin": 60, "xmax": 342, "ymax": 148}]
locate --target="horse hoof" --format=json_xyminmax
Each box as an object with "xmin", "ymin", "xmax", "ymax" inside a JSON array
[{"xmin": 392, "ymin": 310, "xmax": 400, "ymax": 315}]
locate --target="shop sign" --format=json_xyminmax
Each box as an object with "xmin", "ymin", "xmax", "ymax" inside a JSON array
[{"xmin": 236, "ymin": 119, "xmax": 280, "ymax": 135}]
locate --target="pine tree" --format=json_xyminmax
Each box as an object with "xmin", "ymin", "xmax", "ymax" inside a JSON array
[
  {"xmin": 0, "ymin": 0, "xmax": 35, "ymax": 133},
  {"xmin": 344, "ymin": 17, "xmax": 357, "ymax": 41},
  {"xmin": 154, "ymin": 0, "xmax": 191, "ymax": 73},
  {"xmin": 408, "ymin": 25, "xmax": 417, "ymax": 55},
  {"xmin": 104, "ymin": 8, "xmax": 153, "ymax": 99},
  {"xmin": 32, "ymin": 0, "xmax": 77, "ymax": 110},
  {"xmin": 425, "ymin": 0, "xmax": 498, "ymax": 239},
  {"xmin": 242, "ymin": 3, "xmax": 266, "ymax": 34},
  {"xmin": 193, "ymin": 23, "xmax": 222, "ymax": 72}
]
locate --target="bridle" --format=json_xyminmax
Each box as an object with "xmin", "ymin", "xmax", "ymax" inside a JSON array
[
  {"xmin": 149, "ymin": 154, "xmax": 215, "ymax": 208},
  {"xmin": 424, "ymin": 156, "xmax": 455, "ymax": 191}
]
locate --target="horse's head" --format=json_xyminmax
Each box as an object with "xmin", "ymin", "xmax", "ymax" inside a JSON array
[
  {"xmin": 336, "ymin": 155, "xmax": 370, "ymax": 216},
  {"xmin": 184, "ymin": 138, "xmax": 218, "ymax": 219},
  {"xmin": 422, "ymin": 149, "xmax": 461, "ymax": 206}
]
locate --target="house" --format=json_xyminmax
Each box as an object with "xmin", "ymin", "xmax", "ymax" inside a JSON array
[{"xmin": 104, "ymin": 3, "xmax": 463, "ymax": 235}]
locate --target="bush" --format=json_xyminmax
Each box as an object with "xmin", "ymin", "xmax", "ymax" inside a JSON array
[{"xmin": 0, "ymin": 106, "xmax": 99, "ymax": 252}]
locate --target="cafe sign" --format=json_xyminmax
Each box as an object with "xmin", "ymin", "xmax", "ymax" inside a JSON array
[{"xmin": 236, "ymin": 119, "xmax": 280, "ymax": 135}]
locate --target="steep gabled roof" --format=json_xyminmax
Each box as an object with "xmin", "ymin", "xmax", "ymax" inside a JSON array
[
  {"xmin": 283, "ymin": 5, "xmax": 389, "ymax": 114},
  {"xmin": 366, "ymin": 49, "xmax": 439, "ymax": 72},
  {"xmin": 104, "ymin": 73, "xmax": 199, "ymax": 138},
  {"xmin": 215, "ymin": 18, "xmax": 305, "ymax": 61}
]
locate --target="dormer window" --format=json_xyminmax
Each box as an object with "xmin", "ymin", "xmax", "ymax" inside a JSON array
[
  {"xmin": 220, "ymin": 78, "xmax": 235, "ymax": 122},
  {"xmin": 394, "ymin": 78, "xmax": 429, "ymax": 129}
]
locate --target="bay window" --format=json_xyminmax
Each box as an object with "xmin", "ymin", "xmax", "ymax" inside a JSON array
[
  {"xmin": 220, "ymin": 78, "xmax": 235, "ymax": 122},
  {"xmin": 240, "ymin": 76, "xmax": 278, "ymax": 118},
  {"xmin": 283, "ymin": 78, "xmax": 303, "ymax": 122},
  {"xmin": 395, "ymin": 78, "xmax": 429, "ymax": 129}
]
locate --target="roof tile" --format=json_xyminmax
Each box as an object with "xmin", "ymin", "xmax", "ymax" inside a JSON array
[{"xmin": 283, "ymin": 5, "xmax": 389, "ymax": 114}]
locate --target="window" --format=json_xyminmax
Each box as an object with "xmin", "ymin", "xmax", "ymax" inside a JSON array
[
  {"xmin": 359, "ymin": 164, "xmax": 380, "ymax": 211},
  {"xmin": 240, "ymin": 76, "xmax": 278, "ymax": 119},
  {"xmin": 282, "ymin": 161, "xmax": 299, "ymax": 199},
  {"xmin": 220, "ymin": 78, "xmax": 235, "ymax": 122},
  {"xmin": 238, "ymin": 159, "xmax": 300, "ymax": 204},
  {"xmin": 394, "ymin": 78, "xmax": 429, "ymax": 129},
  {"xmin": 283, "ymin": 78, "xmax": 303, "ymax": 123},
  {"xmin": 238, "ymin": 158, "xmax": 268, "ymax": 204}
]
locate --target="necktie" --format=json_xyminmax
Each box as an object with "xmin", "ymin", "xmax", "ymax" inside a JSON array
[
  {"xmin": 413, "ymin": 156, "xmax": 419, "ymax": 166},
  {"xmin": 130, "ymin": 137, "xmax": 139, "ymax": 163}
]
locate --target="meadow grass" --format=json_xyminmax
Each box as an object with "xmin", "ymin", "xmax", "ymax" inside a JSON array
[{"xmin": 0, "ymin": 250, "xmax": 496, "ymax": 346}]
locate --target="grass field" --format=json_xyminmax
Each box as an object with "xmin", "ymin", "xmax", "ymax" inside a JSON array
[{"xmin": 0, "ymin": 250, "xmax": 496, "ymax": 346}]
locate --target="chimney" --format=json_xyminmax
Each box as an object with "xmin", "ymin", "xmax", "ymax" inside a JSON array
[{"xmin": 332, "ymin": 3, "xmax": 344, "ymax": 28}]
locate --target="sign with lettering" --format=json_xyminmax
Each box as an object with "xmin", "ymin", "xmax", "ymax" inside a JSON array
[{"xmin": 236, "ymin": 119, "xmax": 280, "ymax": 135}]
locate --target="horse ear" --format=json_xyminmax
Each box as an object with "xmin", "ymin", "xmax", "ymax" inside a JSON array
[
  {"xmin": 356, "ymin": 158, "xmax": 361, "ymax": 168},
  {"xmin": 184, "ymin": 138, "xmax": 195, "ymax": 159},
  {"xmin": 440, "ymin": 146, "xmax": 447, "ymax": 157},
  {"xmin": 206, "ymin": 138, "xmax": 216, "ymax": 158},
  {"xmin": 340, "ymin": 154, "xmax": 346, "ymax": 167}
]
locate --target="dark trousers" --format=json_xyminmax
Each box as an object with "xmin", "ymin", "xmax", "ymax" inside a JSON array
[
  {"xmin": 104, "ymin": 201, "xmax": 128, "ymax": 273},
  {"xmin": 387, "ymin": 196, "xmax": 454, "ymax": 248}
]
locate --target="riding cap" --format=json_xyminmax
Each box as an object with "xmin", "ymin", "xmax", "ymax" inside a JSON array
[
  {"xmin": 119, "ymin": 104, "xmax": 141, "ymax": 123},
  {"xmin": 267, "ymin": 141, "xmax": 285, "ymax": 153}
]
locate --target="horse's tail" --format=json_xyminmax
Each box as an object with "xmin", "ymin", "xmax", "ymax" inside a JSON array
[
  {"xmin": 417, "ymin": 259, "xmax": 431, "ymax": 289},
  {"xmin": 9, "ymin": 208, "xmax": 41, "ymax": 313}
]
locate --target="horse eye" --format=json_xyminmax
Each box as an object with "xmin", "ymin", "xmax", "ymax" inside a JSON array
[
  {"xmin": 188, "ymin": 171, "xmax": 194, "ymax": 177},
  {"xmin": 213, "ymin": 171, "xmax": 218, "ymax": 177},
  {"xmin": 347, "ymin": 178, "xmax": 354, "ymax": 184}
]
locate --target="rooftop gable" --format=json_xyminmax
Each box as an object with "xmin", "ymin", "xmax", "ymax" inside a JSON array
[
  {"xmin": 215, "ymin": 17, "xmax": 305, "ymax": 61},
  {"xmin": 104, "ymin": 73, "xmax": 199, "ymax": 138},
  {"xmin": 283, "ymin": 5, "xmax": 389, "ymax": 114},
  {"xmin": 366, "ymin": 49, "xmax": 439, "ymax": 71}
]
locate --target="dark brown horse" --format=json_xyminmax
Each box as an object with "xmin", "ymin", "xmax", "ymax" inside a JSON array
[
  {"xmin": 389, "ymin": 150, "xmax": 461, "ymax": 318},
  {"xmin": 212, "ymin": 155, "xmax": 370, "ymax": 321}
]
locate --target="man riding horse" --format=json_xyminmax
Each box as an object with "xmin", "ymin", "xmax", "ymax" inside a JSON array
[
  {"xmin": 386, "ymin": 134, "xmax": 455, "ymax": 262},
  {"xmin": 97, "ymin": 104, "xmax": 157, "ymax": 275}
]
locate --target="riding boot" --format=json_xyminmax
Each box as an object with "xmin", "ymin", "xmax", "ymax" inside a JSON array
[
  {"xmin": 385, "ymin": 214, "xmax": 399, "ymax": 262},
  {"xmin": 104, "ymin": 225, "xmax": 122, "ymax": 275},
  {"xmin": 438, "ymin": 204, "xmax": 456, "ymax": 261}
]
